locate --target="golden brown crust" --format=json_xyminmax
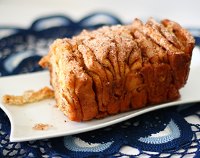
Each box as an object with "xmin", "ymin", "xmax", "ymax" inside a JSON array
[
  {"xmin": 39, "ymin": 18, "xmax": 195, "ymax": 121},
  {"xmin": 161, "ymin": 19, "xmax": 195, "ymax": 54},
  {"xmin": 47, "ymin": 39, "xmax": 98, "ymax": 121}
]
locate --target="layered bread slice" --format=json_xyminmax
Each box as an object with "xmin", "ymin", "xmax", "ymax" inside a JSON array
[{"xmin": 39, "ymin": 18, "xmax": 195, "ymax": 121}]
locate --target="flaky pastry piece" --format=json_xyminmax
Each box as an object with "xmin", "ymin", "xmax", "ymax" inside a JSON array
[
  {"xmin": 39, "ymin": 18, "xmax": 195, "ymax": 121},
  {"xmin": 2, "ymin": 87, "xmax": 54, "ymax": 105}
]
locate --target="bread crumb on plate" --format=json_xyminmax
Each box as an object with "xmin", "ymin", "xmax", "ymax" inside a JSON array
[
  {"xmin": 2, "ymin": 86, "xmax": 54, "ymax": 105},
  {"xmin": 33, "ymin": 123, "xmax": 52, "ymax": 130}
]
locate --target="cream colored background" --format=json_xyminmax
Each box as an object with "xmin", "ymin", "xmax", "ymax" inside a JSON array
[{"xmin": 0, "ymin": 0, "xmax": 199, "ymax": 28}]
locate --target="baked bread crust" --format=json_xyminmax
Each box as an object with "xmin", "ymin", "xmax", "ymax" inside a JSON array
[{"xmin": 39, "ymin": 18, "xmax": 195, "ymax": 121}]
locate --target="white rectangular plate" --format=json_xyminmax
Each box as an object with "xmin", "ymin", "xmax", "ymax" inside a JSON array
[{"xmin": 0, "ymin": 47, "xmax": 200, "ymax": 142}]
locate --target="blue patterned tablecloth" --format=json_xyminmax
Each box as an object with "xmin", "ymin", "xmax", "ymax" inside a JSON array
[{"xmin": 0, "ymin": 13, "xmax": 200, "ymax": 158}]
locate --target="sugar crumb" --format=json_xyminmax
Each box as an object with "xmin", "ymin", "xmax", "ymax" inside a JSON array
[{"xmin": 33, "ymin": 123, "xmax": 52, "ymax": 130}]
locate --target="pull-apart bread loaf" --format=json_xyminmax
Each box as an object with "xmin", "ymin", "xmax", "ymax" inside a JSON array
[{"xmin": 39, "ymin": 18, "xmax": 195, "ymax": 121}]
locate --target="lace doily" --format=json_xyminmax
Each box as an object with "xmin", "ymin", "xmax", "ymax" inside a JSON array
[{"xmin": 0, "ymin": 13, "xmax": 200, "ymax": 158}]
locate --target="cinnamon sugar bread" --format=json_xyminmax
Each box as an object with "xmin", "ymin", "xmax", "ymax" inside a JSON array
[{"xmin": 39, "ymin": 18, "xmax": 195, "ymax": 121}]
